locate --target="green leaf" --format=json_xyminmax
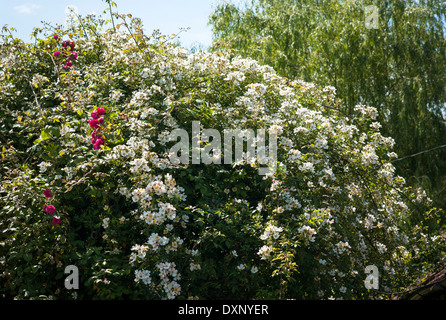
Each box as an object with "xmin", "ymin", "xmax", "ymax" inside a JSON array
[{"xmin": 40, "ymin": 128, "xmax": 51, "ymax": 141}]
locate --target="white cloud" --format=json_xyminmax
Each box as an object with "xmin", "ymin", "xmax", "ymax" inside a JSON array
[{"xmin": 13, "ymin": 3, "xmax": 41, "ymax": 15}]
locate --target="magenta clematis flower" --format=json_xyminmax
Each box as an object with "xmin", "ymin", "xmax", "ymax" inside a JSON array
[
  {"xmin": 52, "ymin": 216, "xmax": 61, "ymax": 225},
  {"xmin": 45, "ymin": 205, "xmax": 56, "ymax": 215},
  {"xmin": 43, "ymin": 189, "xmax": 53, "ymax": 198}
]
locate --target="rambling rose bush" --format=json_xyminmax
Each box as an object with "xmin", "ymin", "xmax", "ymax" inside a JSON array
[{"xmin": 0, "ymin": 8, "xmax": 444, "ymax": 300}]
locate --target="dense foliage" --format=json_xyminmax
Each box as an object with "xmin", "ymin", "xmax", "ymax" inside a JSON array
[
  {"xmin": 209, "ymin": 0, "xmax": 446, "ymax": 209},
  {"xmin": 0, "ymin": 6, "xmax": 444, "ymax": 300}
]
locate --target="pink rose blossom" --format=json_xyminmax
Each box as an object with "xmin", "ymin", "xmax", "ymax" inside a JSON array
[
  {"xmin": 90, "ymin": 111, "xmax": 99, "ymax": 119},
  {"xmin": 43, "ymin": 189, "xmax": 53, "ymax": 198},
  {"xmin": 97, "ymin": 108, "xmax": 105, "ymax": 116},
  {"xmin": 89, "ymin": 119, "xmax": 99, "ymax": 129},
  {"xmin": 63, "ymin": 40, "xmax": 75, "ymax": 50},
  {"xmin": 54, "ymin": 51, "xmax": 61, "ymax": 57},
  {"xmin": 45, "ymin": 205, "xmax": 56, "ymax": 215},
  {"xmin": 69, "ymin": 52, "xmax": 78, "ymax": 60},
  {"xmin": 52, "ymin": 216, "xmax": 61, "ymax": 225},
  {"xmin": 93, "ymin": 137, "xmax": 105, "ymax": 150},
  {"xmin": 53, "ymin": 35, "xmax": 59, "ymax": 40},
  {"xmin": 91, "ymin": 130, "xmax": 100, "ymax": 139},
  {"xmin": 98, "ymin": 118, "xmax": 104, "ymax": 124},
  {"xmin": 93, "ymin": 142, "xmax": 102, "ymax": 150},
  {"xmin": 92, "ymin": 143, "xmax": 101, "ymax": 150}
]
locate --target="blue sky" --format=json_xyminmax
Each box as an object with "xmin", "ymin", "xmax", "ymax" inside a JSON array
[{"xmin": 0, "ymin": 0, "xmax": 226, "ymax": 48}]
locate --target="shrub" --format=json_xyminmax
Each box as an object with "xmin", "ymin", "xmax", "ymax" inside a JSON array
[{"xmin": 0, "ymin": 8, "xmax": 444, "ymax": 300}]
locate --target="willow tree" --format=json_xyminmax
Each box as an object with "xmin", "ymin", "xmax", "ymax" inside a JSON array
[{"xmin": 209, "ymin": 0, "xmax": 446, "ymax": 208}]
